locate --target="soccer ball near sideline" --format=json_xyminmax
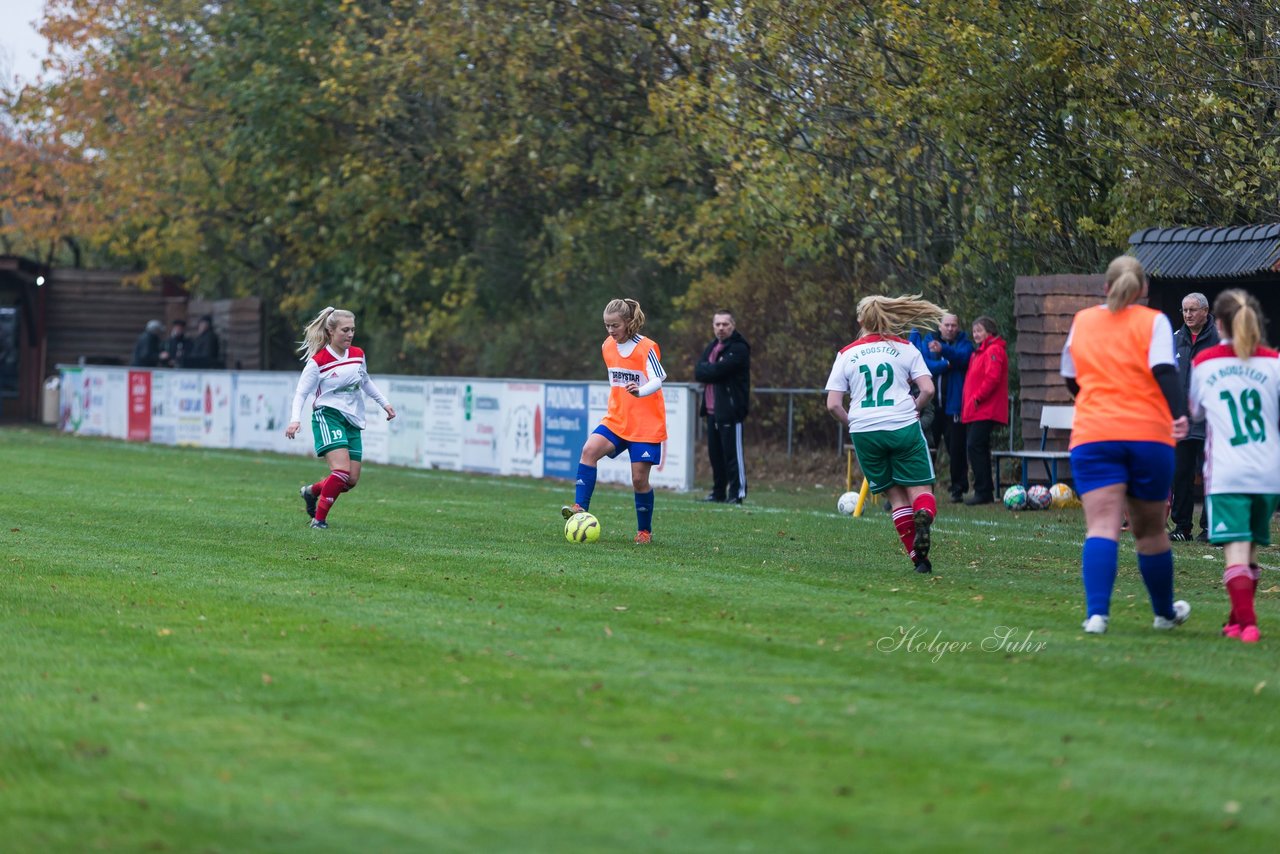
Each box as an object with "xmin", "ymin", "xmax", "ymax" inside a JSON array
[
  {"xmin": 1026, "ymin": 484, "xmax": 1052, "ymax": 510},
  {"xmin": 836, "ymin": 491, "xmax": 860, "ymax": 515},
  {"xmin": 565, "ymin": 511, "xmax": 601, "ymax": 544},
  {"xmin": 1050, "ymin": 482, "xmax": 1078, "ymax": 509},
  {"xmin": 1002, "ymin": 484, "xmax": 1028, "ymax": 511}
]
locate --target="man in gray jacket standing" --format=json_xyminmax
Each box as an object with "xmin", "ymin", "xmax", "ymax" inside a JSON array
[{"xmin": 1171, "ymin": 292, "xmax": 1220, "ymax": 542}]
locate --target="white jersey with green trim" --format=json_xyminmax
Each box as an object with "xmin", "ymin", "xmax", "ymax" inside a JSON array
[
  {"xmin": 289, "ymin": 345, "xmax": 388, "ymax": 429},
  {"xmin": 825, "ymin": 334, "xmax": 930, "ymax": 432}
]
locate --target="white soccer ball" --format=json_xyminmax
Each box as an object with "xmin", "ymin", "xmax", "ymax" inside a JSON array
[
  {"xmin": 1026, "ymin": 484, "xmax": 1052, "ymax": 510},
  {"xmin": 837, "ymin": 491, "xmax": 860, "ymax": 515},
  {"xmin": 1002, "ymin": 484, "xmax": 1028, "ymax": 511}
]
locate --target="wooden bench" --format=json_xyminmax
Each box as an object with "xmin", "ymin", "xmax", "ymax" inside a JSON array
[{"xmin": 992, "ymin": 405, "xmax": 1074, "ymax": 493}]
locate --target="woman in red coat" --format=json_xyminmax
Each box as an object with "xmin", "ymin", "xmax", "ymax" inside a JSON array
[{"xmin": 961, "ymin": 315, "xmax": 1009, "ymax": 504}]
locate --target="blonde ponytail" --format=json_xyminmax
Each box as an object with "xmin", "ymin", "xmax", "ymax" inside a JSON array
[
  {"xmin": 856, "ymin": 294, "xmax": 946, "ymax": 337},
  {"xmin": 297, "ymin": 307, "xmax": 354, "ymax": 360},
  {"xmin": 1213, "ymin": 289, "xmax": 1265, "ymax": 361},
  {"xmin": 1104, "ymin": 256, "xmax": 1146, "ymax": 312},
  {"xmin": 604, "ymin": 298, "xmax": 646, "ymax": 338}
]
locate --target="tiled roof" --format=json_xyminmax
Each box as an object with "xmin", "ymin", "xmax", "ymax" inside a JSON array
[{"xmin": 1128, "ymin": 225, "xmax": 1280, "ymax": 279}]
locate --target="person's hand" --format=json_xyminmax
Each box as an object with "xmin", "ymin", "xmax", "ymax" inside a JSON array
[
  {"xmin": 1172, "ymin": 415, "xmax": 1190, "ymax": 441},
  {"xmin": 625, "ymin": 381, "xmax": 640, "ymax": 397},
  {"xmin": 384, "ymin": 404, "xmax": 397, "ymax": 421},
  {"xmin": 285, "ymin": 421, "xmax": 300, "ymax": 439},
  {"xmin": 928, "ymin": 340, "xmax": 942, "ymax": 354}
]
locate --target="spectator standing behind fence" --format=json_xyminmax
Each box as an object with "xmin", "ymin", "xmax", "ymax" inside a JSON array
[
  {"xmin": 960, "ymin": 316, "xmax": 1008, "ymax": 505},
  {"xmin": 695, "ymin": 309, "xmax": 751, "ymax": 504},
  {"xmin": 130, "ymin": 320, "xmax": 164, "ymax": 367},
  {"xmin": 1170, "ymin": 292, "xmax": 1219, "ymax": 543},
  {"xmin": 928, "ymin": 314, "xmax": 973, "ymax": 502},
  {"xmin": 826, "ymin": 294, "xmax": 945, "ymax": 574},
  {"xmin": 1188, "ymin": 289, "xmax": 1280, "ymax": 644},
  {"xmin": 160, "ymin": 319, "xmax": 187, "ymax": 368},
  {"xmin": 1061, "ymin": 255, "xmax": 1189, "ymax": 635},
  {"xmin": 184, "ymin": 315, "xmax": 221, "ymax": 369}
]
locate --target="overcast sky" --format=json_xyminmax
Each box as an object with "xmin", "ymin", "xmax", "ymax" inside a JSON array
[{"xmin": 1, "ymin": 0, "xmax": 51, "ymax": 87}]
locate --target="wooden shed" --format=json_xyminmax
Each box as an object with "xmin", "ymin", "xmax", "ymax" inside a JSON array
[
  {"xmin": 1011, "ymin": 223, "xmax": 1280, "ymax": 462},
  {"xmin": 0, "ymin": 256, "xmax": 266, "ymax": 421}
]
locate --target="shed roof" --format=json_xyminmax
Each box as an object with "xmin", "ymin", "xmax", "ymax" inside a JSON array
[{"xmin": 1128, "ymin": 225, "xmax": 1280, "ymax": 279}]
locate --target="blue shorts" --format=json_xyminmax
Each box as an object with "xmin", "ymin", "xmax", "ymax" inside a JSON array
[
  {"xmin": 593, "ymin": 424, "xmax": 663, "ymax": 466},
  {"xmin": 1069, "ymin": 441, "xmax": 1174, "ymax": 501}
]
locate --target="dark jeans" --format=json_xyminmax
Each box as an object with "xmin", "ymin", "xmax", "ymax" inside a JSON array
[
  {"xmin": 706, "ymin": 417, "xmax": 747, "ymax": 502},
  {"xmin": 1171, "ymin": 438, "xmax": 1206, "ymax": 535},
  {"xmin": 966, "ymin": 419, "xmax": 998, "ymax": 501},
  {"xmin": 942, "ymin": 415, "xmax": 968, "ymax": 497}
]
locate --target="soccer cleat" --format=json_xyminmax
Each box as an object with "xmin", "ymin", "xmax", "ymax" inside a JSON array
[
  {"xmin": 561, "ymin": 503, "xmax": 585, "ymax": 520},
  {"xmin": 634, "ymin": 530, "xmax": 652, "ymax": 545},
  {"xmin": 912, "ymin": 509, "xmax": 933, "ymax": 561},
  {"xmin": 913, "ymin": 558, "xmax": 932, "ymax": 574},
  {"xmin": 309, "ymin": 519, "xmax": 328, "ymax": 529},
  {"xmin": 300, "ymin": 484, "xmax": 318, "ymax": 518},
  {"xmin": 1241, "ymin": 625, "xmax": 1261, "ymax": 644},
  {"xmin": 1223, "ymin": 622, "xmax": 1244, "ymax": 639},
  {"xmin": 1168, "ymin": 530, "xmax": 1191, "ymax": 542},
  {"xmin": 1153, "ymin": 599, "xmax": 1191, "ymax": 630},
  {"xmin": 1195, "ymin": 531, "xmax": 1211, "ymax": 544},
  {"xmin": 1082, "ymin": 614, "xmax": 1109, "ymax": 634}
]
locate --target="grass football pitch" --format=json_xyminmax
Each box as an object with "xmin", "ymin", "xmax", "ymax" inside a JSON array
[{"xmin": 2, "ymin": 427, "xmax": 1279, "ymax": 852}]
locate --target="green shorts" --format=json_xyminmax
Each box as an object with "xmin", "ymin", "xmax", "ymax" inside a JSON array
[
  {"xmin": 1205, "ymin": 493, "xmax": 1280, "ymax": 545},
  {"xmin": 311, "ymin": 407, "xmax": 363, "ymax": 461},
  {"xmin": 850, "ymin": 423, "xmax": 935, "ymax": 494}
]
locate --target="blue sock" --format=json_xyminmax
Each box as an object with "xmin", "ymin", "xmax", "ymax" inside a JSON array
[
  {"xmin": 574, "ymin": 463, "xmax": 597, "ymax": 511},
  {"xmin": 635, "ymin": 490, "xmax": 654, "ymax": 532},
  {"xmin": 1082, "ymin": 537, "xmax": 1119, "ymax": 617},
  {"xmin": 1137, "ymin": 550, "xmax": 1176, "ymax": 619}
]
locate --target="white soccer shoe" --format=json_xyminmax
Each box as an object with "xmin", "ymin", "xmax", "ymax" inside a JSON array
[{"xmin": 1082, "ymin": 614, "xmax": 1109, "ymax": 634}]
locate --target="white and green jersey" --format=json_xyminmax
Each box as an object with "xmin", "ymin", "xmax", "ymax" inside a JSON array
[
  {"xmin": 1189, "ymin": 340, "xmax": 1280, "ymax": 495},
  {"xmin": 289, "ymin": 345, "xmax": 388, "ymax": 430},
  {"xmin": 825, "ymin": 334, "xmax": 930, "ymax": 432}
]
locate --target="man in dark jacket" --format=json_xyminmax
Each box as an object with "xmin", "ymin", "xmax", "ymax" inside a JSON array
[
  {"xmin": 1171, "ymin": 292, "xmax": 1220, "ymax": 542},
  {"xmin": 695, "ymin": 309, "xmax": 750, "ymax": 503},
  {"xmin": 130, "ymin": 320, "xmax": 165, "ymax": 367},
  {"xmin": 185, "ymin": 315, "xmax": 222, "ymax": 369},
  {"xmin": 161, "ymin": 318, "xmax": 187, "ymax": 368}
]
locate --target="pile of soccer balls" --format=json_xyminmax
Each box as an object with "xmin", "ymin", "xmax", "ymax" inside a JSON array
[{"xmin": 1002, "ymin": 482, "xmax": 1078, "ymax": 511}]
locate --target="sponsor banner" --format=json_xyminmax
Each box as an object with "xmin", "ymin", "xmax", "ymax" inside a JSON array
[
  {"xmin": 127, "ymin": 371, "xmax": 152, "ymax": 441},
  {"xmin": 59, "ymin": 366, "xmax": 82, "ymax": 432},
  {"xmin": 500, "ymin": 382, "xmax": 543, "ymax": 477},
  {"xmin": 56, "ymin": 367, "xmax": 695, "ymax": 491},
  {"xmin": 232, "ymin": 372, "xmax": 301, "ymax": 455},
  {"xmin": 461, "ymin": 381, "xmax": 503, "ymax": 473},
  {"xmin": 80, "ymin": 367, "xmax": 129, "ymax": 438},
  {"xmin": 423, "ymin": 380, "xmax": 464, "ymax": 470},
  {"xmin": 149, "ymin": 371, "xmax": 177, "ymax": 445},
  {"xmin": 543, "ymin": 383, "xmax": 589, "ymax": 480},
  {"xmin": 198, "ymin": 373, "xmax": 234, "ymax": 448},
  {"xmin": 172, "ymin": 372, "xmax": 206, "ymax": 445},
  {"xmin": 382, "ymin": 377, "xmax": 429, "ymax": 467}
]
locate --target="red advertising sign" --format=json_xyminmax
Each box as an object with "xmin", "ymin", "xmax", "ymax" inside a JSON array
[{"xmin": 127, "ymin": 370, "xmax": 152, "ymax": 441}]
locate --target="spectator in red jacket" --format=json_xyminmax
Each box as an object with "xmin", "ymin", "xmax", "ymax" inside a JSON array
[{"xmin": 961, "ymin": 315, "xmax": 1009, "ymax": 505}]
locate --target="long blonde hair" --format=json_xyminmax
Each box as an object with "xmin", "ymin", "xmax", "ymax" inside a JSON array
[
  {"xmin": 1214, "ymin": 288, "xmax": 1265, "ymax": 360},
  {"xmin": 604, "ymin": 298, "xmax": 646, "ymax": 338},
  {"xmin": 297, "ymin": 307, "xmax": 355, "ymax": 360},
  {"xmin": 856, "ymin": 294, "xmax": 946, "ymax": 337},
  {"xmin": 1104, "ymin": 255, "xmax": 1146, "ymax": 312}
]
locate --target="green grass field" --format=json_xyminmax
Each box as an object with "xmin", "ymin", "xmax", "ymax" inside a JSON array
[{"xmin": 3, "ymin": 427, "xmax": 1278, "ymax": 852}]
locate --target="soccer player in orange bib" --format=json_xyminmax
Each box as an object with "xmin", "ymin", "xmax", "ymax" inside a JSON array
[
  {"xmin": 1061, "ymin": 256, "xmax": 1190, "ymax": 634},
  {"xmin": 562, "ymin": 298, "xmax": 668, "ymax": 544},
  {"xmin": 285, "ymin": 307, "xmax": 396, "ymax": 529}
]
